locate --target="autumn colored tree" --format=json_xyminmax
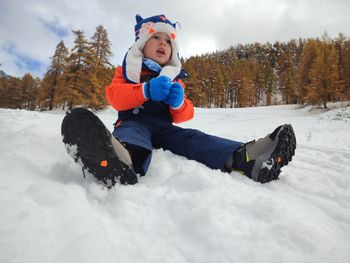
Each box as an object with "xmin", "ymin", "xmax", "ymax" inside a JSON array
[
  {"xmin": 213, "ymin": 64, "xmax": 225, "ymax": 107},
  {"xmin": 183, "ymin": 56, "xmax": 204, "ymax": 106},
  {"xmin": 275, "ymin": 42, "xmax": 298, "ymax": 104},
  {"xmin": 342, "ymin": 40, "xmax": 350, "ymax": 100},
  {"xmin": 249, "ymin": 59, "xmax": 265, "ymax": 106},
  {"xmin": 21, "ymin": 73, "xmax": 39, "ymax": 110},
  {"xmin": 0, "ymin": 75, "xmax": 6, "ymax": 107},
  {"xmin": 298, "ymin": 39, "xmax": 319, "ymax": 104},
  {"xmin": 89, "ymin": 25, "xmax": 114, "ymax": 108},
  {"xmin": 90, "ymin": 25, "xmax": 113, "ymax": 67},
  {"xmin": 261, "ymin": 57, "xmax": 276, "ymax": 106},
  {"xmin": 334, "ymin": 33, "xmax": 346, "ymax": 94},
  {"xmin": 239, "ymin": 60, "xmax": 256, "ymax": 107},
  {"xmin": 307, "ymin": 34, "xmax": 340, "ymax": 108},
  {"xmin": 37, "ymin": 41, "xmax": 69, "ymax": 110},
  {"xmin": 251, "ymin": 43, "xmax": 276, "ymax": 105},
  {"xmin": 0, "ymin": 76, "xmax": 22, "ymax": 108},
  {"xmin": 225, "ymin": 58, "xmax": 238, "ymax": 108},
  {"xmin": 55, "ymin": 30, "xmax": 96, "ymax": 109}
]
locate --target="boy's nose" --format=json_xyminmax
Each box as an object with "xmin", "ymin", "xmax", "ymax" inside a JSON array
[{"xmin": 159, "ymin": 39, "xmax": 167, "ymax": 45}]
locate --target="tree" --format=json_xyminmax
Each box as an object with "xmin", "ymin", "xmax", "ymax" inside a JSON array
[
  {"xmin": 0, "ymin": 77, "xmax": 22, "ymax": 108},
  {"xmin": 37, "ymin": 41, "xmax": 69, "ymax": 110},
  {"xmin": 28, "ymin": 77, "xmax": 40, "ymax": 110},
  {"xmin": 213, "ymin": 64, "xmax": 225, "ymax": 107},
  {"xmin": 307, "ymin": 34, "xmax": 339, "ymax": 108},
  {"xmin": 298, "ymin": 39, "xmax": 318, "ymax": 104},
  {"xmin": 342, "ymin": 40, "xmax": 350, "ymax": 100},
  {"xmin": 56, "ymin": 30, "xmax": 96, "ymax": 109},
  {"xmin": 274, "ymin": 40, "xmax": 299, "ymax": 104},
  {"xmin": 183, "ymin": 56, "xmax": 203, "ymax": 106},
  {"xmin": 89, "ymin": 25, "xmax": 114, "ymax": 108},
  {"xmin": 233, "ymin": 60, "xmax": 255, "ymax": 107},
  {"xmin": 21, "ymin": 74, "xmax": 40, "ymax": 110},
  {"xmin": 334, "ymin": 33, "xmax": 346, "ymax": 95},
  {"xmin": 90, "ymin": 25, "xmax": 113, "ymax": 67}
]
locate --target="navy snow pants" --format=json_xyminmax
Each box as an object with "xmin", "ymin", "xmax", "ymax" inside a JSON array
[{"xmin": 112, "ymin": 116, "xmax": 243, "ymax": 175}]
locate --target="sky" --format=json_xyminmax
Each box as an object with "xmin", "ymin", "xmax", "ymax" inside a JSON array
[{"xmin": 1, "ymin": 0, "xmax": 350, "ymax": 78}]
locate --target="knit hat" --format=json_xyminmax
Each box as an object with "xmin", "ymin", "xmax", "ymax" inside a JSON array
[{"xmin": 122, "ymin": 14, "xmax": 182, "ymax": 83}]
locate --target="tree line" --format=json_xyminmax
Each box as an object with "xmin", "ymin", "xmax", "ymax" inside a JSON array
[
  {"xmin": 1, "ymin": 30, "xmax": 349, "ymax": 110},
  {"xmin": 0, "ymin": 25, "xmax": 114, "ymax": 110},
  {"xmin": 183, "ymin": 32, "xmax": 350, "ymax": 109}
]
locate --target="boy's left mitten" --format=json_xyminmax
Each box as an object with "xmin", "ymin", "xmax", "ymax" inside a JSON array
[
  {"xmin": 144, "ymin": 76, "xmax": 172, "ymax": 101},
  {"xmin": 164, "ymin": 82, "xmax": 184, "ymax": 109}
]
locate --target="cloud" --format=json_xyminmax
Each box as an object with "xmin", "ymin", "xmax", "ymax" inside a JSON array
[
  {"xmin": 3, "ymin": 43, "xmax": 45, "ymax": 75},
  {"xmin": 0, "ymin": 0, "xmax": 349, "ymax": 78},
  {"xmin": 40, "ymin": 17, "xmax": 70, "ymax": 38}
]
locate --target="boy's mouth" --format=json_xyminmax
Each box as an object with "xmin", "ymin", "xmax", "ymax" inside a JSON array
[{"xmin": 156, "ymin": 48, "xmax": 166, "ymax": 55}]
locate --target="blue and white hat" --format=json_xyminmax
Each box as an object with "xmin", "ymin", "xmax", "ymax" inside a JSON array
[{"xmin": 122, "ymin": 14, "xmax": 182, "ymax": 83}]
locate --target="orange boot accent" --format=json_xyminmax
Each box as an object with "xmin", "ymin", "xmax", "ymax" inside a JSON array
[{"xmin": 100, "ymin": 160, "xmax": 108, "ymax": 167}]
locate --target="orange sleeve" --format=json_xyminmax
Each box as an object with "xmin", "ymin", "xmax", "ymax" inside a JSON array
[
  {"xmin": 169, "ymin": 80, "xmax": 195, "ymax": 124},
  {"xmin": 106, "ymin": 66, "xmax": 148, "ymax": 111}
]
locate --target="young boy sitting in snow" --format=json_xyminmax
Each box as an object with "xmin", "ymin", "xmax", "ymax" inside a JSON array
[{"xmin": 61, "ymin": 14, "xmax": 296, "ymax": 187}]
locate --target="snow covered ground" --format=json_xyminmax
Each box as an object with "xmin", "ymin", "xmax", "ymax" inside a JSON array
[{"xmin": 1, "ymin": 104, "xmax": 350, "ymax": 263}]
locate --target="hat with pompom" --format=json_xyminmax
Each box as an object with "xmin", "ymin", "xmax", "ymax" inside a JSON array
[{"xmin": 122, "ymin": 14, "xmax": 182, "ymax": 83}]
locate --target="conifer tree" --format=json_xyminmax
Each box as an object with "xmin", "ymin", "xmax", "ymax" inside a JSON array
[
  {"xmin": 342, "ymin": 40, "xmax": 350, "ymax": 100},
  {"xmin": 262, "ymin": 59, "xmax": 276, "ymax": 106},
  {"xmin": 90, "ymin": 25, "xmax": 113, "ymax": 67},
  {"xmin": 0, "ymin": 77, "xmax": 22, "ymax": 108},
  {"xmin": 30, "ymin": 77, "xmax": 41, "ymax": 110},
  {"xmin": 225, "ymin": 59, "xmax": 238, "ymax": 108},
  {"xmin": 298, "ymin": 39, "xmax": 318, "ymax": 104},
  {"xmin": 250, "ymin": 59, "xmax": 265, "ymax": 106},
  {"xmin": 275, "ymin": 43, "xmax": 297, "ymax": 104},
  {"xmin": 0, "ymin": 78, "xmax": 5, "ymax": 108},
  {"xmin": 214, "ymin": 64, "xmax": 225, "ymax": 107},
  {"xmin": 37, "ymin": 41, "xmax": 69, "ymax": 110},
  {"xmin": 89, "ymin": 25, "xmax": 114, "ymax": 108},
  {"xmin": 335, "ymin": 33, "xmax": 346, "ymax": 91},
  {"xmin": 231, "ymin": 60, "xmax": 255, "ymax": 107},
  {"xmin": 0, "ymin": 74, "xmax": 6, "ymax": 107},
  {"xmin": 308, "ymin": 34, "xmax": 339, "ymax": 108},
  {"xmin": 56, "ymin": 30, "xmax": 95, "ymax": 109},
  {"xmin": 335, "ymin": 33, "xmax": 349, "ymax": 100},
  {"xmin": 21, "ymin": 73, "xmax": 36, "ymax": 109},
  {"xmin": 183, "ymin": 56, "xmax": 203, "ymax": 106}
]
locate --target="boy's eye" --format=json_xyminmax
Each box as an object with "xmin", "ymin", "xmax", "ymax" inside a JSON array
[{"xmin": 152, "ymin": 34, "xmax": 171, "ymax": 44}]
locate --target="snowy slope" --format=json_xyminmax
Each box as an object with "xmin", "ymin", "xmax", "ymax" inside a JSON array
[{"xmin": 1, "ymin": 105, "xmax": 350, "ymax": 263}]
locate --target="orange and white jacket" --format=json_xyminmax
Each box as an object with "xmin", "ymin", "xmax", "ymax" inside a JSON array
[{"xmin": 106, "ymin": 66, "xmax": 194, "ymax": 124}]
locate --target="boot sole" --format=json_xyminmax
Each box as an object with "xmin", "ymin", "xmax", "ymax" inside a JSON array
[
  {"xmin": 61, "ymin": 108, "xmax": 138, "ymax": 187},
  {"xmin": 255, "ymin": 124, "xmax": 296, "ymax": 183}
]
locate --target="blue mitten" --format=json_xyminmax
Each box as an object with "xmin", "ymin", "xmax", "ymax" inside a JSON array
[
  {"xmin": 144, "ymin": 76, "xmax": 172, "ymax": 101},
  {"xmin": 164, "ymin": 82, "xmax": 184, "ymax": 109}
]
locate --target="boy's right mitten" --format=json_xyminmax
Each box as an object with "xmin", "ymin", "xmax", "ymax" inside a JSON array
[
  {"xmin": 144, "ymin": 76, "xmax": 172, "ymax": 101},
  {"xmin": 163, "ymin": 82, "xmax": 184, "ymax": 109}
]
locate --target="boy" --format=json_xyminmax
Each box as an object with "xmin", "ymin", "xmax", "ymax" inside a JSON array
[{"xmin": 61, "ymin": 14, "xmax": 296, "ymax": 187}]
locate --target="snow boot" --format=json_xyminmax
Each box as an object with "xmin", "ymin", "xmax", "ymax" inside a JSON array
[
  {"xmin": 61, "ymin": 107, "xmax": 138, "ymax": 187},
  {"xmin": 227, "ymin": 124, "xmax": 296, "ymax": 183}
]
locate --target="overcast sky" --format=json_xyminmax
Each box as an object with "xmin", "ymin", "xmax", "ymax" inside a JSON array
[{"xmin": 1, "ymin": 0, "xmax": 349, "ymax": 78}]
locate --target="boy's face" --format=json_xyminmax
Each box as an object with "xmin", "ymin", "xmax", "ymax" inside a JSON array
[{"xmin": 143, "ymin": 32, "xmax": 172, "ymax": 66}]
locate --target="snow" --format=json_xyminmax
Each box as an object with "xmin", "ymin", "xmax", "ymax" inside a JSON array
[{"xmin": 1, "ymin": 104, "xmax": 350, "ymax": 263}]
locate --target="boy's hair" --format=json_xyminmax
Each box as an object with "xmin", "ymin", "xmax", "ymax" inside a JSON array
[{"xmin": 122, "ymin": 14, "xmax": 182, "ymax": 84}]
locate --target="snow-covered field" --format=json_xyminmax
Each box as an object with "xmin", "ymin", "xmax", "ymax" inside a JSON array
[{"xmin": 1, "ymin": 104, "xmax": 350, "ymax": 263}]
